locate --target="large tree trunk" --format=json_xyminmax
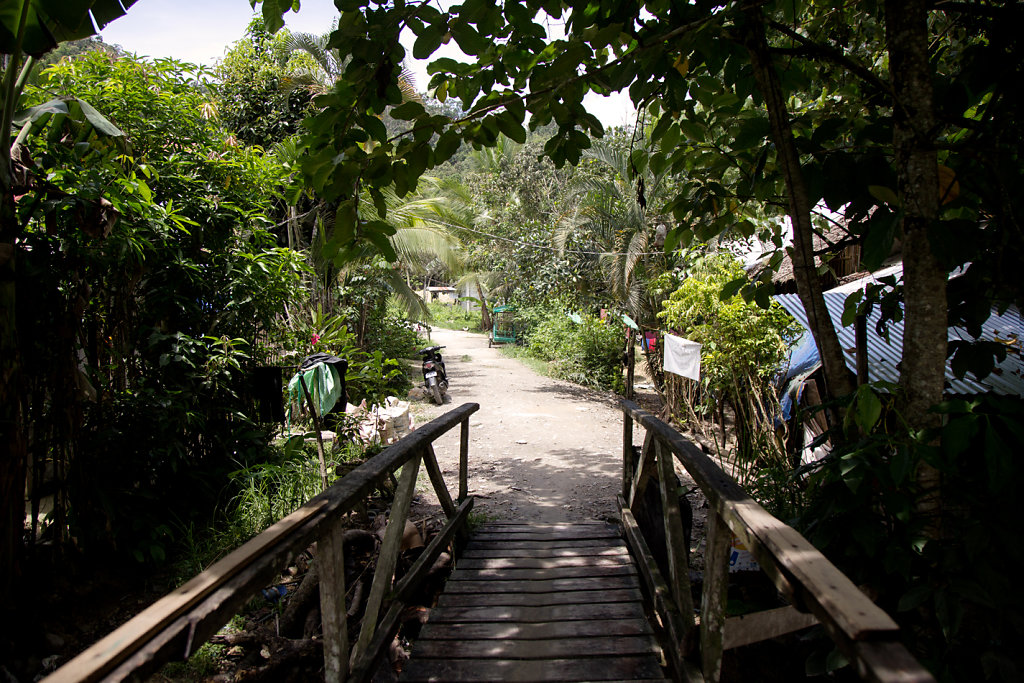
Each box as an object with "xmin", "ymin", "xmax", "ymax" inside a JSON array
[
  {"xmin": 742, "ymin": 10, "xmax": 856, "ymax": 404},
  {"xmin": 885, "ymin": 0, "xmax": 947, "ymax": 429},
  {"xmin": 885, "ymin": 0, "xmax": 947, "ymax": 528}
]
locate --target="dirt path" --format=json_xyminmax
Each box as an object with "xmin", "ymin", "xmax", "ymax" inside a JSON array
[{"xmin": 410, "ymin": 327, "xmax": 642, "ymax": 523}]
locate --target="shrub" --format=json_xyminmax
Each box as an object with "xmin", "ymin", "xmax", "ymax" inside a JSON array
[
  {"xmin": 426, "ymin": 301, "xmax": 482, "ymax": 330},
  {"xmin": 658, "ymin": 253, "xmax": 800, "ymax": 468},
  {"xmin": 525, "ymin": 306, "xmax": 624, "ymax": 392}
]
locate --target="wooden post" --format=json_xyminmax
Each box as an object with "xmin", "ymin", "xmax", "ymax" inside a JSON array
[
  {"xmin": 298, "ymin": 375, "xmax": 330, "ymax": 491},
  {"xmin": 701, "ymin": 510, "xmax": 732, "ymax": 682},
  {"xmin": 622, "ymin": 414, "xmax": 634, "ymax": 499},
  {"xmin": 626, "ymin": 327, "xmax": 636, "ymax": 400},
  {"xmin": 459, "ymin": 418, "xmax": 469, "ymax": 502},
  {"xmin": 628, "ymin": 431, "xmax": 656, "ymax": 510},
  {"xmin": 351, "ymin": 457, "xmax": 421, "ymax": 665},
  {"xmin": 656, "ymin": 440, "xmax": 696, "ymax": 639},
  {"xmin": 422, "ymin": 444, "xmax": 456, "ymax": 519},
  {"xmin": 319, "ymin": 518, "xmax": 349, "ymax": 683}
]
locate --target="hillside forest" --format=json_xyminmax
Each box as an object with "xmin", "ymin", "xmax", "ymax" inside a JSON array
[{"xmin": 1, "ymin": 1, "xmax": 1023, "ymax": 681}]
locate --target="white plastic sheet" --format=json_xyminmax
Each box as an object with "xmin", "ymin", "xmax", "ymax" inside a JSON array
[{"xmin": 663, "ymin": 334, "xmax": 701, "ymax": 380}]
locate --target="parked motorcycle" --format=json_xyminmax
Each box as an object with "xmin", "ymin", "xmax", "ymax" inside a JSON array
[{"xmin": 416, "ymin": 345, "xmax": 448, "ymax": 404}]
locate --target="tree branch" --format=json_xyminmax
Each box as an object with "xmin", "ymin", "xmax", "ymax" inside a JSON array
[{"xmin": 766, "ymin": 19, "xmax": 891, "ymax": 98}]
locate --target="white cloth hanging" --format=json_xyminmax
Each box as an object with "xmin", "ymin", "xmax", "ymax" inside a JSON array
[{"xmin": 663, "ymin": 334, "xmax": 702, "ymax": 380}]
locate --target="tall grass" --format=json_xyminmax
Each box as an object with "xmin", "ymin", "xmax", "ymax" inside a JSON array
[{"xmin": 172, "ymin": 441, "xmax": 365, "ymax": 582}]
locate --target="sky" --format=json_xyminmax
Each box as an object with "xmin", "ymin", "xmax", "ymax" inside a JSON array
[{"xmin": 99, "ymin": 0, "xmax": 637, "ymax": 129}]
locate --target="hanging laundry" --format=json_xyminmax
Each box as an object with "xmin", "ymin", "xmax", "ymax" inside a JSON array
[{"xmin": 663, "ymin": 334, "xmax": 701, "ymax": 380}]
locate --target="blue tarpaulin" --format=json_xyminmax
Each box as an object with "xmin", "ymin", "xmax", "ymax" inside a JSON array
[{"xmin": 779, "ymin": 333, "xmax": 822, "ymax": 421}]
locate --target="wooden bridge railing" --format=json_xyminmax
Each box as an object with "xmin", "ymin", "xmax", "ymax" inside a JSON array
[
  {"xmin": 44, "ymin": 402, "xmax": 480, "ymax": 683},
  {"xmin": 619, "ymin": 399, "xmax": 935, "ymax": 683}
]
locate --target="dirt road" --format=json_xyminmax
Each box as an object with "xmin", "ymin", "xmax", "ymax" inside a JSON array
[{"xmin": 411, "ymin": 327, "xmax": 639, "ymax": 523}]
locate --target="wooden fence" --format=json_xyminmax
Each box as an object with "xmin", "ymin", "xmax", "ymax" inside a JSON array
[
  {"xmin": 619, "ymin": 399, "xmax": 935, "ymax": 683},
  {"xmin": 44, "ymin": 402, "xmax": 480, "ymax": 683}
]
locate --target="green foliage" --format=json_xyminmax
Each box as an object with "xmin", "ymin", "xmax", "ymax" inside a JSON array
[
  {"xmin": 253, "ymin": 0, "xmax": 1023, "ymax": 390},
  {"xmin": 658, "ymin": 254, "xmax": 799, "ymax": 471},
  {"xmin": 799, "ymin": 394, "xmax": 1024, "ymax": 682},
  {"xmin": 159, "ymin": 640, "xmax": 226, "ymax": 681},
  {"xmin": 659, "ymin": 254, "xmax": 800, "ymax": 401},
  {"xmin": 521, "ymin": 303, "xmax": 624, "ymax": 392},
  {"xmin": 13, "ymin": 51, "xmax": 305, "ymax": 563},
  {"xmin": 0, "ymin": 0, "xmax": 134, "ymax": 56},
  {"xmin": 172, "ymin": 438, "xmax": 368, "ymax": 582},
  {"xmin": 426, "ymin": 301, "xmax": 481, "ymax": 330},
  {"xmin": 278, "ymin": 306, "xmax": 411, "ymax": 409},
  {"xmin": 213, "ymin": 18, "xmax": 314, "ymax": 147}
]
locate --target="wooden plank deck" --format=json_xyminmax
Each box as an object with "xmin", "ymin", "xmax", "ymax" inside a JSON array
[{"xmin": 401, "ymin": 522, "xmax": 670, "ymax": 682}]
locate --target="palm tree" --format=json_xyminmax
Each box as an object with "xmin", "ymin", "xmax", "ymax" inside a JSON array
[
  {"xmin": 555, "ymin": 140, "xmax": 679, "ymax": 327},
  {"xmin": 284, "ymin": 23, "xmax": 419, "ymax": 102}
]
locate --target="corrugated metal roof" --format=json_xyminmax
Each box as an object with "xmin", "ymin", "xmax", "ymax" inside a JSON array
[{"xmin": 775, "ymin": 266, "xmax": 1024, "ymax": 397}]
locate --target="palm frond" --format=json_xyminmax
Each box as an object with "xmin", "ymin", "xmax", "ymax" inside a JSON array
[
  {"xmin": 285, "ymin": 31, "xmax": 334, "ymax": 77},
  {"xmin": 384, "ymin": 271, "xmax": 431, "ymax": 320},
  {"xmin": 390, "ymin": 226, "xmax": 463, "ymax": 271},
  {"xmin": 624, "ymin": 230, "xmax": 650, "ymax": 286},
  {"xmin": 398, "ymin": 62, "xmax": 421, "ymax": 103}
]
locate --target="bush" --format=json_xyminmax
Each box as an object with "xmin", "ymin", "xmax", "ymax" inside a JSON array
[
  {"xmin": 279, "ymin": 307, "xmax": 411, "ymax": 407},
  {"xmin": 524, "ymin": 306, "xmax": 624, "ymax": 392},
  {"xmin": 427, "ymin": 301, "xmax": 482, "ymax": 330},
  {"xmin": 172, "ymin": 437, "xmax": 369, "ymax": 581},
  {"xmin": 798, "ymin": 393, "xmax": 1024, "ymax": 682}
]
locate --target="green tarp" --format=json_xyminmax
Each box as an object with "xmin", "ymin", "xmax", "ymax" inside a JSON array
[{"xmin": 287, "ymin": 362, "xmax": 342, "ymax": 420}]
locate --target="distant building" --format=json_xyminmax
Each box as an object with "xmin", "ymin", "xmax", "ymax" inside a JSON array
[{"xmin": 422, "ymin": 286, "xmax": 457, "ymax": 304}]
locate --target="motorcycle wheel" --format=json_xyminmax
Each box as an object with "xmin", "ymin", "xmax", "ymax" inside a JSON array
[{"xmin": 429, "ymin": 381, "xmax": 443, "ymax": 405}]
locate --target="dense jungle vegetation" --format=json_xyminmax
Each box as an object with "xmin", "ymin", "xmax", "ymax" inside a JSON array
[{"xmin": 1, "ymin": 1, "xmax": 1023, "ymax": 680}]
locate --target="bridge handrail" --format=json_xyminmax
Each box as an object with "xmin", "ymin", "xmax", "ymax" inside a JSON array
[
  {"xmin": 620, "ymin": 398, "xmax": 934, "ymax": 683},
  {"xmin": 45, "ymin": 402, "xmax": 480, "ymax": 683}
]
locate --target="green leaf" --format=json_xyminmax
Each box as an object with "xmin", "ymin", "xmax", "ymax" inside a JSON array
[
  {"xmin": 663, "ymin": 226, "xmax": 682, "ymax": 253},
  {"xmin": 2, "ymin": 0, "xmax": 140, "ymax": 56},
  {"xmin": 629, "ymin": 149, "xmax": 648, "ymax": 175},
  {"xmin": 12, "ymin": 99, "xmax": 68, "ymax": 127},
  {"xmin": 868, "ymin": 185, "xmax": 900, "ymax": 206},
  {"xmin": 450, "ymin": 19, "xmax": 488, "ymax": 55},
  {"xmin": 841, "ymin": 290, "xmax": 863, "ymax": 327},
  {"xmin": 334, "ymin": 200, "xmax": 358, "ymax": 245},
  {"xmin": 660, "ymin": 121, "xmax": 681, "ymax": 152},
  {"xmin": 434, "ymin": 130, "xmax": 462, "ymax": 164},
  {"xmin": 73, "ymin": 98, "xmax": 124, "ymax": 137},
  {"xmin": 862, "ymin": 210, "xmax": 899, "ymax": 271},
  {"xmin": 890, "ymin": 448, "xmax": 913, "ymax": 485},
  {"xmin": 364, "ymin": 226, "xmax": 398, "ymax": 262},
  {"xmin": 854, "ymin": 385, "xmax": 883, "ymax": 433},
  {"xmin": 825, "ymin": 648, "xmax": 849, "ymax": 673},
  {"xmin": 719, "ymin": 276, "xmax": 746, "ymax": 301},
  {"xmin": 732, "ymin": 116, "xmax": 770, "ymax": 151},
  {"xmin": 679, "ymin": 119, "xmax": 705, "ymax": 142},
  {"xmin": 495, "ymin": 113, "xmax": 526, "ymax": 144},
  {"xmin": 414, "ymin": 24, "xmax": 446, "ymax": 60},
  {"xmin": 391, "ymin": 100, "xmax": 426, "ymax": 121},
  {"xmin": 735, "ymin": 220, "xmax": 755, "ymax": 238}
]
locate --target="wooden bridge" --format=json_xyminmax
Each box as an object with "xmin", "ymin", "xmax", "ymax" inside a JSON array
[
  {"xmin": 403, "ymin": 521, "xmax": 668, "ymax": 682},
  {"xmin": 44, "ymin": 402, "xmax": 935, "ymax": 683}
]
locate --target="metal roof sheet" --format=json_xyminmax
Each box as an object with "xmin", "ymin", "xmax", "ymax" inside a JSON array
[{"xmin": 775, "ymin": 267, "xmax": 1024, "ymax": 397}]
